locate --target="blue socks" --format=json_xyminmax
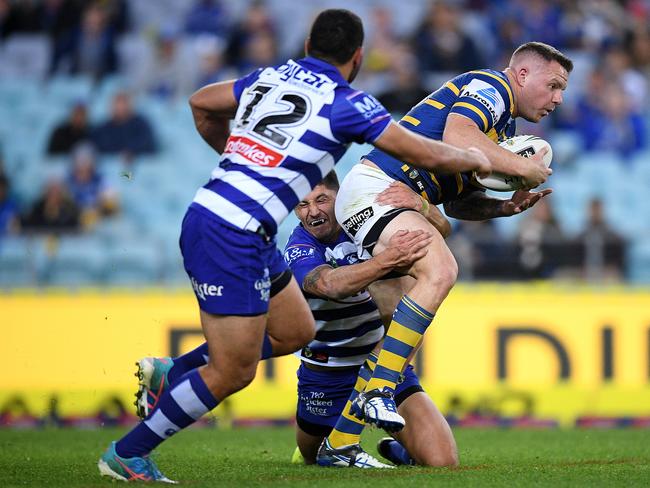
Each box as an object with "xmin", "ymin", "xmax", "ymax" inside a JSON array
[
  {"xmin": 384, "ymin": 439, "xmax": 415, "ymax": 465},
  {"xmin": 116, "ymin": 370, "xmax": 218, "ymax": 458}
]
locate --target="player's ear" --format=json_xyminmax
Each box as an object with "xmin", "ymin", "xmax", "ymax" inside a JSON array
[
  {"xmin": 354, "ymin": 46, "xmax": 364, "ymax": 63},
  {"xmin": 304, "ymin": 38, "xmax": 311, "ymax": 57},
  {"xmin": 517, "ymin": 66, "xmax": 529, "ymax": 86}
]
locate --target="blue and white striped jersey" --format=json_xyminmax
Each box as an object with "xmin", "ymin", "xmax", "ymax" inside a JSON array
[
  {"xmin": 190, "ymin": 56, "xmax": 392, "ymax": 237},
  {"xmin": 284, "ymin": 226, "xmax": 384, "ymax": 368}
]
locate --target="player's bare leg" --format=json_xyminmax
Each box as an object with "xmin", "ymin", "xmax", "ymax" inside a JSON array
[
  {"xmin": 296, "ymin": 428, "xmax": 323, "ymax": 465},
  {"xmin": 380, "ymin": 392, "xmax": 458, "ymax": 466},
  {"xmin": 351, "ymin": 212, "xmax": 457, "ymax": 431},
  {"xmin": 198, "ymin": 313, "xmax": 267, "ymax": 400},
  {"xmin": 265, "ymin": 276, "xmax": 316, "ymax": 356},
  {"xmin": 200, "ymin": 277, "xmax": 315, "ymax": 397}
]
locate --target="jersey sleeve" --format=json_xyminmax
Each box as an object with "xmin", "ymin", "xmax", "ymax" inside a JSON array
[
  {"xmin": 232, "ymin": 68, "xmax": 263, "ymax": 102},
  {"xmin": 450, "ymin": 76, "xmax": 509, "ymax": 133},
  {"xmin": 283, "ymin": 239, "xmax": 328, "ymax": 290},
  {"xmin": 330, "ymin": 90, "xmax": 392, "ymax": 144}
]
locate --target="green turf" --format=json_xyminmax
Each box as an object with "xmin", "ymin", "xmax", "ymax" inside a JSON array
[{"xmin": 0, "ymin": 427, "xmax": 648, "ymax": 487}]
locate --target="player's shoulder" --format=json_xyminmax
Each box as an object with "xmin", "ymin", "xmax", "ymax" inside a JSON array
[
  {"xmin": 332, "ymin": 88, "xmax": 386, "ymax": 118},
  {"xmin": 461, "ymin": 69, "xmax": 513, "ymax": 103},
  {"xmin": 285, "ymin": 225, "xmax": 322, "ymax": 252}
]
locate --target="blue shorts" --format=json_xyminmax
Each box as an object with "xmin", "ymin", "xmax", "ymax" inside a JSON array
[
  {"xmin": 180, "ymin": 207, "xmax": 289, "ymax": 316},
  {"xmin": 295, "ymin": 363, "xmax": 424, "ymax": 436}
]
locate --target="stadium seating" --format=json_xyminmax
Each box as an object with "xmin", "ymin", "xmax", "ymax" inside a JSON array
[
  {"xmin": 0, "ymin": 237, "xmax": 36, "ymax": 287},
  {"xmin": 0, "ymin": 15, "xmax": 648, "ymax": 287}
]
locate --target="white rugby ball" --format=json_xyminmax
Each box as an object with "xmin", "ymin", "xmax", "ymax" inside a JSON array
[{"xmin": 474, "ymin": 135, "xmax": 553, "ymax": 191}]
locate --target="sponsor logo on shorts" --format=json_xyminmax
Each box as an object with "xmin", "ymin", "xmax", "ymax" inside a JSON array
[
  {"xmin": 299, "ymin": 390, "xmax": 334, "ymax": 416},
  {"xmin": 254, "ymin": 268, "xmax": 271, "ymax": 302},
  {"xmin": 224, "ymin": 135, "xmax": 283, "ymax": 167},
  {"xmin": 191, "ymin": 277, "xmax": 224, "ymax": 301},
  {"xmin": 341, "ymin": 207, "xmax": 374, "ymax": 237}
]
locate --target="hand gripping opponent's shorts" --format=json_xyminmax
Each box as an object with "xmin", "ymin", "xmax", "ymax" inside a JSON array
[
  {"xmin": 295, "ymin": 362, "xmax": 424, "ymax": 436},
  {"xmin": 180, "ymin": 207, "xmax": 290, "ymax": 316},
  {"xmin": 334, "ymin": 163, "xmax": 415, "ymax": 258}
]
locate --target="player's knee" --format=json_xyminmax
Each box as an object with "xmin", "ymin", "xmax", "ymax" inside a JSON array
[
  {"xmin": 229, "ymin": 361, "xmax": 258, "ymax": 391},
  {"xmin": 204, "ymin": 356, "xmax": 259, "ymax": 394},
  {"xmin": 437, "ymin": 258, "xmax": 458, "ymax": 291},
  {"xmin": 420, "ymin": 256, "xmax": 458, "ymax": 293},
  {"xmin": 418, "ymin": 447, "xmax": 459, "ymax": 468}
]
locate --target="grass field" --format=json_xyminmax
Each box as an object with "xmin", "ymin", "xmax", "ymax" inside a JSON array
[{"xmin": 1, "ymin": 426, "xmax": 649, "ymax": 487}]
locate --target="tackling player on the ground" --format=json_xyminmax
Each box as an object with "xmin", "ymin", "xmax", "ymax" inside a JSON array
[
  {"xmin": 286, "ymin": 172, "xmax": 456, "ymax": 468},
  {"xmin": 321, "ymin": 42, "xmax": 573, "ymax": 457},
  {"xmin": 97, "ymin": 9, "xmax": 490, "ymax": 483}
]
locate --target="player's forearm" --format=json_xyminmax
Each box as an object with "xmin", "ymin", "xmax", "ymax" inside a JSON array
[
  {"xmin": 374, "ymin": 122, "xmax": 484, "ymax": 175},
  {"xmin": 443, "ymin": 121, "xmax": 527, "ymax": 177},
  {"xmin": 421, "ymin": 200, "xmax": 451, "ymax": 238},
  {"xmin": 410, "ymin": 136, "xmax": 482, "ymax": 174},
  {"xmin": 443, "ymin": 192, "xmax": 507, "ymax": 220},
  {"xmin": 304, "ymin": 260, "xmax": 393, "ymax": 300}
]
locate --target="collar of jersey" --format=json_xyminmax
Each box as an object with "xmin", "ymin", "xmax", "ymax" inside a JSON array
[{"xmin": 298, "ymin": 56, "xmax": 349, "ymax": 87}]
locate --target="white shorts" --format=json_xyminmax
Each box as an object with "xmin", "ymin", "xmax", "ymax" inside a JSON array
[{"xmin": 335, "ymin": 163, "xmax": 414, "ymax": 258}]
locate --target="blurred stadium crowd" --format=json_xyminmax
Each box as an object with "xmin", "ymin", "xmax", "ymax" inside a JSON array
[{"xmin": 0, "ymin": 0, "xmax": 649, "ymax": 287}]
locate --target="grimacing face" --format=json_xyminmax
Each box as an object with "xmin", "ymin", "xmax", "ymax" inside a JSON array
[
  {"xmin": 518, "ymin": 59, "xmax": 569, "ymax": 123},
  {"xmin": 295, "ymin": 185, "xmax": 340, "ymax": 242}
]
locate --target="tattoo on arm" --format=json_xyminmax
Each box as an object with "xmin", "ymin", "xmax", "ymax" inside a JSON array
[
  {"xmin": 302, "ymin": 265, "xmax": 330, "ymax": 296},
  {"xmin": 443, "ymin": 191, "xmax": 504, "ymax": 220}
]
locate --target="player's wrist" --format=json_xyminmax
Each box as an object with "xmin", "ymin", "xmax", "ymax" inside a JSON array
[{"xmin": 419, "ymin": 197, "xmax": 429, "ymax": 215}]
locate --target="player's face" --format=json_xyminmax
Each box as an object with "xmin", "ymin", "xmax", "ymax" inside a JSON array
[
  {"xmin": 295, "ymin": 185, "xmax": 339, "ymax": 242},
  {"xmin": 519, "ymin": 60, "xmax": 568, "ymax": 123}
]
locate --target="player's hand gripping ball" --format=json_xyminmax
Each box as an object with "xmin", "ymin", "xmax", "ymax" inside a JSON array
[{"xmin": 474, "ymin": 135, "xmax": 553, "ymax": 191}]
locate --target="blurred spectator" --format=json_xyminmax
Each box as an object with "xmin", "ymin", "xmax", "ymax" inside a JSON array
[
  {"xmin": 0, "ymin": 174, "xmax": 19, "ymax": 236},
  {"xmin": 574, "ymin": 0, "xmax": 627, "ymax": 52},
  {"xmin": 628, "ymin": 25, "xmax": 650, "ymax": 80},
  {"xmin": 412, "ymin": 0, "xmax": 483, "ymax": 74},
  {"xmin": 46, "ymin": 102, "xmax": 91, "ymax": 155},
  {"xmin": 602, "ymin": 46, "xmax": 647, "ymax": 110},
  {"xmin": 0, "ymin": 0, "xmax": 18, "ymax": 40},
  {"xmin": 41, "ymin": 0, "xmax": 82, "ymax": 74},
  {"xmin": 225, "ymin": 0, "xmax": 276, "ymax": 72},
  {"xmin": 377, "ymin": 48, "xmax": 429, "ymax": 116},
  {"xmin": 364, "ymin": 6, "xmax": 400, "ymax": 74},
  {"xmin": 92, "ymin": 91, "xmax": 157, "ymax": 157},
  {"xmin": 490, "ymin": 0, "xmax": 563, "ymax": 55},
  {"xmin": 577, "ymin": 198, "xmax": 626, "ymax": 282},
  {"xmin": 3, "ymin": 0, "xmax": 41, "ymax": 33},
  {"xmin": 516, "ymin": 198, "xmax": 565, "ymax": 279},
  {"xmin": 239, "ymin": 31, "xmax": 278, "ymax": 72},
  {"xmin": 574, "ymin": 73, "xmax": 646, "ymax": 158},
  {"xmin": 51, "ymin": 3, "xmax": 118, "ymax": 80},
  {"xmin": 21, "ymin": 179, "xmax": 80, "ymax": 233},
  {"xmin": 101, "ymin": 0, "xmax": 130, "ymax": 35},
  {"xmin": 447, "ymin": 219, "xmax": 505, "ymax": 280},
  {"xmin": 141, "ymin": 27, "xmax": 194, "ymax": 101},
  {"xmin": 194, "ymin": 37, "xmax": 231, "ymax": 88},
  {"xmin": 184, "ymin": 0, "xmax": 229, "ymax": 39},
  {"xmin": 66, "ymin": 144, "xmax": 118, "ymax": 227}
]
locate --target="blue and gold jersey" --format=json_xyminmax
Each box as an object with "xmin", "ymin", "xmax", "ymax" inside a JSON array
[{"xmin": 366, "ymin": 69, "xmax": 517, "ymax": 204}]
